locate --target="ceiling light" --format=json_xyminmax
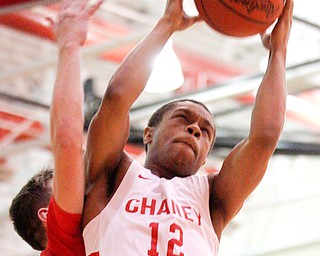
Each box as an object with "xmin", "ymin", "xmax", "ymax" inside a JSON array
[{"xmin": 145, "ymin": 40, "xmax": 184, "ymax": 93}]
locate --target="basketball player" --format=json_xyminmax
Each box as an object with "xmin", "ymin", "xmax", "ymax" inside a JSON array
[
  {"xmin": 82, "ymin": 0, "xmax": 293, "ymax": 255},
  {"xmin": 9, "ymin": 0, "xmax": 102, "ymax": 254}
]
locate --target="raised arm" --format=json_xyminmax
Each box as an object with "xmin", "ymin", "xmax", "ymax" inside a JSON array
[
  {"xmin": 50, "ymin": 0, "xmax": 101, "ymax": 213},
  {"xmin": 85, "ymin": 0, "xmax": 201, "ymax": 184},
  {"xmin": 210, "ymin": 0, "xmax": 294, "ymax": 237}
]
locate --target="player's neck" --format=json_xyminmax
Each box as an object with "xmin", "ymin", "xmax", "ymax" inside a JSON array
[{"xmin": 144, "ymin": 161, "xmax": 176, "ymax": 180}]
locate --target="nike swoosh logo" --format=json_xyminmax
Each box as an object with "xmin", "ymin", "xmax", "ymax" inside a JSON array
[{"xmin": 138, "ymin": 174, "xmax": 151, "ymax": 180}]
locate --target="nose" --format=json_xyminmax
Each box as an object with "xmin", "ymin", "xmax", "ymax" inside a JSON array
[{"xmin": 187, "ymin": 124, "xmax": 201, "ymax": 138}]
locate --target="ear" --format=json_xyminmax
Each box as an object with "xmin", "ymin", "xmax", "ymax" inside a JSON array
[
  {"xmin": 143, "ymin": 126, "xmax": 153, "ymax": 146},
  {"xmin": 37, "ymin": 207, "xmax": 48, "ymax": 224}
]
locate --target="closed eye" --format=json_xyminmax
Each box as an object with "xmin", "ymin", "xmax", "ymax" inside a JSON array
[
  {"xmin": 176, "ymin": 114, "xmax": 188, "ymax": 121},
  {"xmin": 201, "ymin": 127, "xmax": 209, "ymax": 135},
  {"xmin": 201, "ymin": 127, "xmax": 208, "ymax": 133}
]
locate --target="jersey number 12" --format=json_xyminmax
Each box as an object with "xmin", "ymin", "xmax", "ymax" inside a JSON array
[{"xmin": 148, "ymin": 222, "xmax": 184, "ymax": 256}]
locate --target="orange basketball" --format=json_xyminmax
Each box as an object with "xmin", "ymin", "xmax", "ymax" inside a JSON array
[{"xmin": 194, "ymin": 0, "xmax": 284, "ymax": 37}]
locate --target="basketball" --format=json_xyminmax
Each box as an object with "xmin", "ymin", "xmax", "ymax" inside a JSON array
[{"xmin": 194, "ymin": 0, "xmax": 285, "ymax": 37}]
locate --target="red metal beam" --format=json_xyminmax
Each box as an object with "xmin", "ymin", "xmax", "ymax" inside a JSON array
[
  {"xmin": 0, "ymin": 0, "xmax": 38, "ymax": 7},
  {"xmin": 0, "ymin": 10, "xmax": 54, "ymax": 40},
  {"xmin": 0, "ymin": 110, "xmax": 45, "ymax": 142}
]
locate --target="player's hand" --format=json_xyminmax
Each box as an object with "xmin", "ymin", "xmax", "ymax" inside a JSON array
[
  {"xmin": 260, "ymin": 0, "xmax": 293, "ymax": 51},
  {"xmin": 163, "ymin": 0, "xmax": 201, "ymax": 31},
  {"xmin": 50, "ymin": 0, "xmax": 103, "ymax": 49}
]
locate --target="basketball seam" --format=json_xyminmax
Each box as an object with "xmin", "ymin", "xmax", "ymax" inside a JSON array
[
  {"xmin": 203, "ymin": 0, "xmax": 275, "ymax": 26},
  {"xmin": 200, "ymin": 1, "xmax": 229, "ymax": 35},
  {"xmin": 199, "ymin": 0, "xmax": 242, "ymax": 35},
  {"xmin": 218, "ymin": 0, "xmax": 278, "ymax": 23}
]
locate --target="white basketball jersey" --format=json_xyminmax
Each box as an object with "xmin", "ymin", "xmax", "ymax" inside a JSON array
[{"xmin": 83, "ymin": 160, "xmax": 219, "ymax": 256}]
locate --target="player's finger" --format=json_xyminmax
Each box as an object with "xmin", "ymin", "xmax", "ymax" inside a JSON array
[
  {"xmin": 190, "ymin": 15, "xmax": 202, "ymax": 24},
  {"xmin": 279, "ymin": 0, "xmax": 294, "ymax": 21},
  {"xmin": 87, "ymin": 0, "xmax": 103, "ymax": 17}
]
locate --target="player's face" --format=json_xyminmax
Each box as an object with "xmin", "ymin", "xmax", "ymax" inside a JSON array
[{"xmin": 146, "ymin": 101, "xmax": 215, "ymax": 177}]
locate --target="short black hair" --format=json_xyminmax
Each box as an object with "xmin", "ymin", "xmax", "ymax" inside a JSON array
[{"xmin": 9, "ymin": 167, "xmax": 53, "ymax": 251}]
